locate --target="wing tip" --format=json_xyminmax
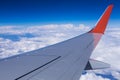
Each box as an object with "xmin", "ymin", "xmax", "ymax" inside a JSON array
[{"xmin": 89, "ymin": 4, "xmax": 114, "ymax": 34}]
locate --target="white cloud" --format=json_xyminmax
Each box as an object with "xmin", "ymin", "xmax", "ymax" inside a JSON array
[
  {"xmin": 111, "ymin": 71, "xmax": 120, "ymax": 79},
  {"xmin": 0, "ymin": 24, "xmax": 120, "ymax": 80},
  {"xmin": 80, "ymin": 73, "xmax": 110, "ymax": 80},
  {"xmin": 0, "ymin": 24, "xmax": 89, "ymax": 58}
]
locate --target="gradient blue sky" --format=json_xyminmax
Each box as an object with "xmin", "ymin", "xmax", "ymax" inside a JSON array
[{"xmin": 0, "ymin": 0, "xmax": 119, "ymax": 27}]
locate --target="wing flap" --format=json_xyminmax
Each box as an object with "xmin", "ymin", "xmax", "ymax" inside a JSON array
[{"xmin": 85, "ymin": 59, "xmax": 110, "ymax": 70}]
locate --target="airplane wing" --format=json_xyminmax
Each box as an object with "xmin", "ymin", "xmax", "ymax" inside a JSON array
[{"xmin": 0, "ymin": 4, "xmax": 113, "ymax": 80}]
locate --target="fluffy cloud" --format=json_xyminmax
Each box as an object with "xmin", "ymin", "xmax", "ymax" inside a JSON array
[
  {"xmin": 111, "ymin": 71, "xmax": 120, "ymax": 79},
  {"xmin": 80, "ymin": 72, "xmax": 110, "ymax": 80},
  {"xmin": 0, "ymin": 24, "xmax": 90, "ymax": 58},
  {"xmin": 0, "ymin": 24, "xmax": 120, "ymax": 80}
]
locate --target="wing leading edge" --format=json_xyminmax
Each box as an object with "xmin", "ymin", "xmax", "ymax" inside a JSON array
[{"xmin": 0, "ymin": 4, "xmax": 113, "ymax": 80}]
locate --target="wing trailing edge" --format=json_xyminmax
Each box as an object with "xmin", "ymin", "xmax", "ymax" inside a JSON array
[
  {"xmin": 85, "ymin": 59, "xmax": 110, "ymax": 70},
  {"xmin": 89, "ymin": 4, "xmax": 114, "ymax": 34}
]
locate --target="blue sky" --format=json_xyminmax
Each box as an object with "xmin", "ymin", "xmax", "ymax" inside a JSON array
[{"xmin": 0, "ymin": 0, "xmax": 120, "ymax": 27}]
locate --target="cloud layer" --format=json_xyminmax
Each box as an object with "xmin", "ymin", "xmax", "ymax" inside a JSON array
[{"xmin": 0, "ymin": 24, "xmax": 120, "ymax": 80}]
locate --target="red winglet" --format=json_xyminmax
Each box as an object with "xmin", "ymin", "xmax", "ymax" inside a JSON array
[{"xmin": 89, "ymin": 4, "xmax": 114, "ymax": 34}]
